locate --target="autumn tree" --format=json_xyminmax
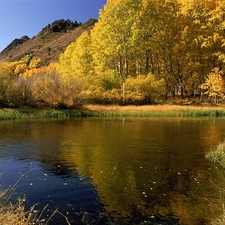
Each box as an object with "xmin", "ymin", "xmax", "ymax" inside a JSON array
[
  {"xmin": 41, "ymin": 0, "xmax": 225, "ymax": 102},
  {"xmin": 179, "ymin": 0, "xmax": 225, "ymax": 98},
  {"xmin": 199, "ymin": 68, "xmax": 225, "ymax": 103},
  {"xmin": 91, "ymin": 0, "xmax": 141, "ymax": 80},
  {"xmin": 69, "ymin": 31, "xmax": 93, "ymax": 77}
]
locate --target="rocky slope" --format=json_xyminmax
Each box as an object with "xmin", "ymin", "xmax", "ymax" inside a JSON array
[{"xmin": 0, "ymin": 18, "xmax": 97, "ymax": 64}]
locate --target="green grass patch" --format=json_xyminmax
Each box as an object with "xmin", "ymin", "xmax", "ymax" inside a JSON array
[
  {"xmin": 205, "ymin": 141, "xmax": 225, "ymax": 168},
  {"xmin": 0, "ymin": 108, "xmax": 84, "ymax": 120},
  {"xmin": 87, "ymin": 109, "xmax": 225, "ymax": 118},
  {"xmin": 1, "ymin": 105, "xmax": 225, "ymax": 121}
]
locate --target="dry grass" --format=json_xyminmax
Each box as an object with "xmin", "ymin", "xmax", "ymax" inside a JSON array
[
  {"xmin": 0, "ymin": 198, "xmax": 71, "ymax": 225},
  {"xmin": 0, "ymin": 198, "xmax": 27, "ymax": 225},
  {"xmin": 0, "ymin": 168, "xmax": 71, "ymax": 225},
  {"xmin": 0, "ymin": 24, "xmax": 93, "ymax": 65},
  {"xmin": 206, "ymin": 141, "xmax": 225, "ymax": 168},
  {"xmin": 84, "ymin": 104, "xmax": 225, "ymax": 117},
  {"xmin": 0, "ymin": 167, "xmax": 38, "ymax": 225},
  {"xmin": 84, "ymin": 104, "xmax": 199, "ymax": 112}
]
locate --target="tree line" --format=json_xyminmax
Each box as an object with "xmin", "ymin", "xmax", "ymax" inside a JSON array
[{"xmin": 0, "ymin": 0, "xmax": 225, "ymax": 108}]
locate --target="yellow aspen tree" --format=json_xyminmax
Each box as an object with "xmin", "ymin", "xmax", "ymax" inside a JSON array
[
  {"xmin": 70, "ymin": 31, "xmax": 93, "ymax": 77},
  {"xmin": 60, "ymin": 42, "xmax": 77, "ymax": 81},
  {"xmin": 199, "ymin": 68, "xmax": 225, "ymax": 103},
  {"xmin": 130, "ymin": 0, "xmax": 160, "ymax": 75},
  {"xmin": 91, "ymin": 0, "xmax": 141, "ymax": 80}
]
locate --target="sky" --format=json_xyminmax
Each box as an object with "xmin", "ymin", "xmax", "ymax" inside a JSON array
[{"xmin": 0, "ymin": 0, "xmax": 107, "ymax": 52}]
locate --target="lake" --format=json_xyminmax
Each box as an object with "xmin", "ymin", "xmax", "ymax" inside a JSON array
[{"xmin": 0, "ymin": 117, "xmax": 225, "ymax": 224}]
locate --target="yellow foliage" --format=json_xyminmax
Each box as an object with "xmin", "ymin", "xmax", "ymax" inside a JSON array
[
  {"xmin": 125, "ymin": 74, "xmax": 166, "ymax": 98},
  {"xmin": 60, "ymin": 31, "xmax": 93, "ymax": 81},
  {"xmin": 14, "ymin": 64, "xmax": 28, "ymax": 76},
  {"xmin": 199, "ymin": 68, "xmax": 225, "ymax": 102},
  {"xmin": 28, "ymin": 56, "xmax": 43, "ymax": 69}
]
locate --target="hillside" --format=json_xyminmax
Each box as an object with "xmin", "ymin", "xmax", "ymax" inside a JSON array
[{"xmin": 0, "ymin": 18, "xmax": 97, "ymax": 65}]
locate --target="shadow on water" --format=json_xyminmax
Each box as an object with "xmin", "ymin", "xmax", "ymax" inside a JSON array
[{"xmin": 0, "ymin": 118, "xmax": 225, "ymax": 224}]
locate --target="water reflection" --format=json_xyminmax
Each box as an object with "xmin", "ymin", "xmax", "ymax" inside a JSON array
[
  {"xmin": 58, "ymin": 118, "xmax": 224, "ymax": 224},
  {"xmin": 0, "ymin": 118, "xmax": 225, "ymax": 224}
]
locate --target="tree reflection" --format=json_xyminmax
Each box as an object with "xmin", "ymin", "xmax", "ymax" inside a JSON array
[
  {"xmin": 1, "ymin": 118, "xmax": 225, "ymax": 224},
  {"xmin": 57, "ymin": 118, "xmax": 225, "ymax": 224}
]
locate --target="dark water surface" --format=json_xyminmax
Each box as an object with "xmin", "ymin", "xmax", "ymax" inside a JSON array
[{"xmin": 1, "ymin": 117, "xmax": 225, "ymax": 224}]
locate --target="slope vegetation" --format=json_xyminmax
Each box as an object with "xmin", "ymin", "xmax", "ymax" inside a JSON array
[{"xmin": 0, "ymin": 19, "xmax": 97, "ymax": 65}]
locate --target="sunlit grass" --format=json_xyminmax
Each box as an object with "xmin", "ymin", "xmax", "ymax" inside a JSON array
[
  {"xmin": 84, "ymin": 104, "xmax": 225, "ymax": 117},
  {"xmin": 0, "ymin": 169, "xmax": 71, "ymax": 225},
  {"xmin": 0, "ymin": 104, "xmax": 225, "ymax": 120},
  {"xmin": 0, "ymin": 195, "xmax": 29, "ymax": 225},
  {"xmin": 0, "ymin": 168, "xmax": 38, "ymax": 225},
  {"xmin": 205, "ymin": 141, "xmax": 225, "ymax": 168}
]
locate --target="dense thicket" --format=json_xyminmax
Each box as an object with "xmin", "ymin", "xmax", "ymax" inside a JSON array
[
  {"xmin": 60, "ymin": 0, "xmax": 225, "ymax": 104},
  {"xmin": 1, "ymin": 0, "xmax": 225, "ymax": 108}
]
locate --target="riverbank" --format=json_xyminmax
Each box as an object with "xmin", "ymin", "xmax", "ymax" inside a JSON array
[
  {"xmin": 85, "ymin": 104, "xmax": 225, "ymax": 117},
  {"xmin": 0, "ymin": 104, "xmax": 225, "ymax": 120}
]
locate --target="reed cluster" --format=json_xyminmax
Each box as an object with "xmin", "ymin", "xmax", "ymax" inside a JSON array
[
  {"xmin": 0, "ymin": 167, "xmax": 71, "ymax": 225},
  {"xmin": 0, "ymin": 185, "xmax": 38, "ymax": 225},
  {"xmin": 0, "ymin": 192, "xmax": 70, "ymax": 225},
  {"xmin": 0, "ymin": 194, "xmax": 29, "ymax": 225},
  {"xmin": 0, "ymin": 187, "xmax": 70, "ymax": 225},
  {"xmin": 205, "ymin": 141, "xmax": 225, "ymax": 168}
]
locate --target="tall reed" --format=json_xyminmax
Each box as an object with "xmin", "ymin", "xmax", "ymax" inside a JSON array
[{"xmin": 0, "ymin": 168, "xmax": 71, "ymax": 225}]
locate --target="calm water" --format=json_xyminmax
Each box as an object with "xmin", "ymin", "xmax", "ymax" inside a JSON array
[{"xmin": 1, "ymin": 117, "xmax": 225, "ymax": 224}]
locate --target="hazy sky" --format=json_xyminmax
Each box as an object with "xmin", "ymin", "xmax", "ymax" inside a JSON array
[{"xmin": 0, "ymin": 0, "xmax": 107, "ymax": 52}]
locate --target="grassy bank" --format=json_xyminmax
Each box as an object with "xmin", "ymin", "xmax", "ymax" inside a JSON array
[
  {"xmin": 0, "ymin": 104, "xmax": 225, "ymax": 120},
  {"xmin": 0, "ymin": 108, "xmax": 83, "ymax": 120},
  {"xmin": 205, "ymin": 141, "xmax": 225, "ymax": 168},
  {"xmin": 85, "ymin": 104, "xmax": 225, "ymax": 117}
]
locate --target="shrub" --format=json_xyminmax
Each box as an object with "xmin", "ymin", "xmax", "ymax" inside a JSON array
[
  {"xmin": 123, "ymin": 74, "xmax": 166, "ymax": 104},
  {"xmin": 33, "ymin": 72, "xmax": 87, "ymax": 108}
]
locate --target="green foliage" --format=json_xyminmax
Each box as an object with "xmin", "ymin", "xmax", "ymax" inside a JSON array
[
  {"xmin": 25, "ymin": 53, "xmax": 33, "ymax": 66},
  {"xmin": 41, "ymin": 19, "xmax": 81, "ymax": 34},
  {"xmin": 81, "ymin": 18, "xmax": 98, "ymax": 29}
]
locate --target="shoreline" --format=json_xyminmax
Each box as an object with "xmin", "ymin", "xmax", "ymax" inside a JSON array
[{"xmin": 0, "ymin": 104, "xmax": 225, "ymax": 120}]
